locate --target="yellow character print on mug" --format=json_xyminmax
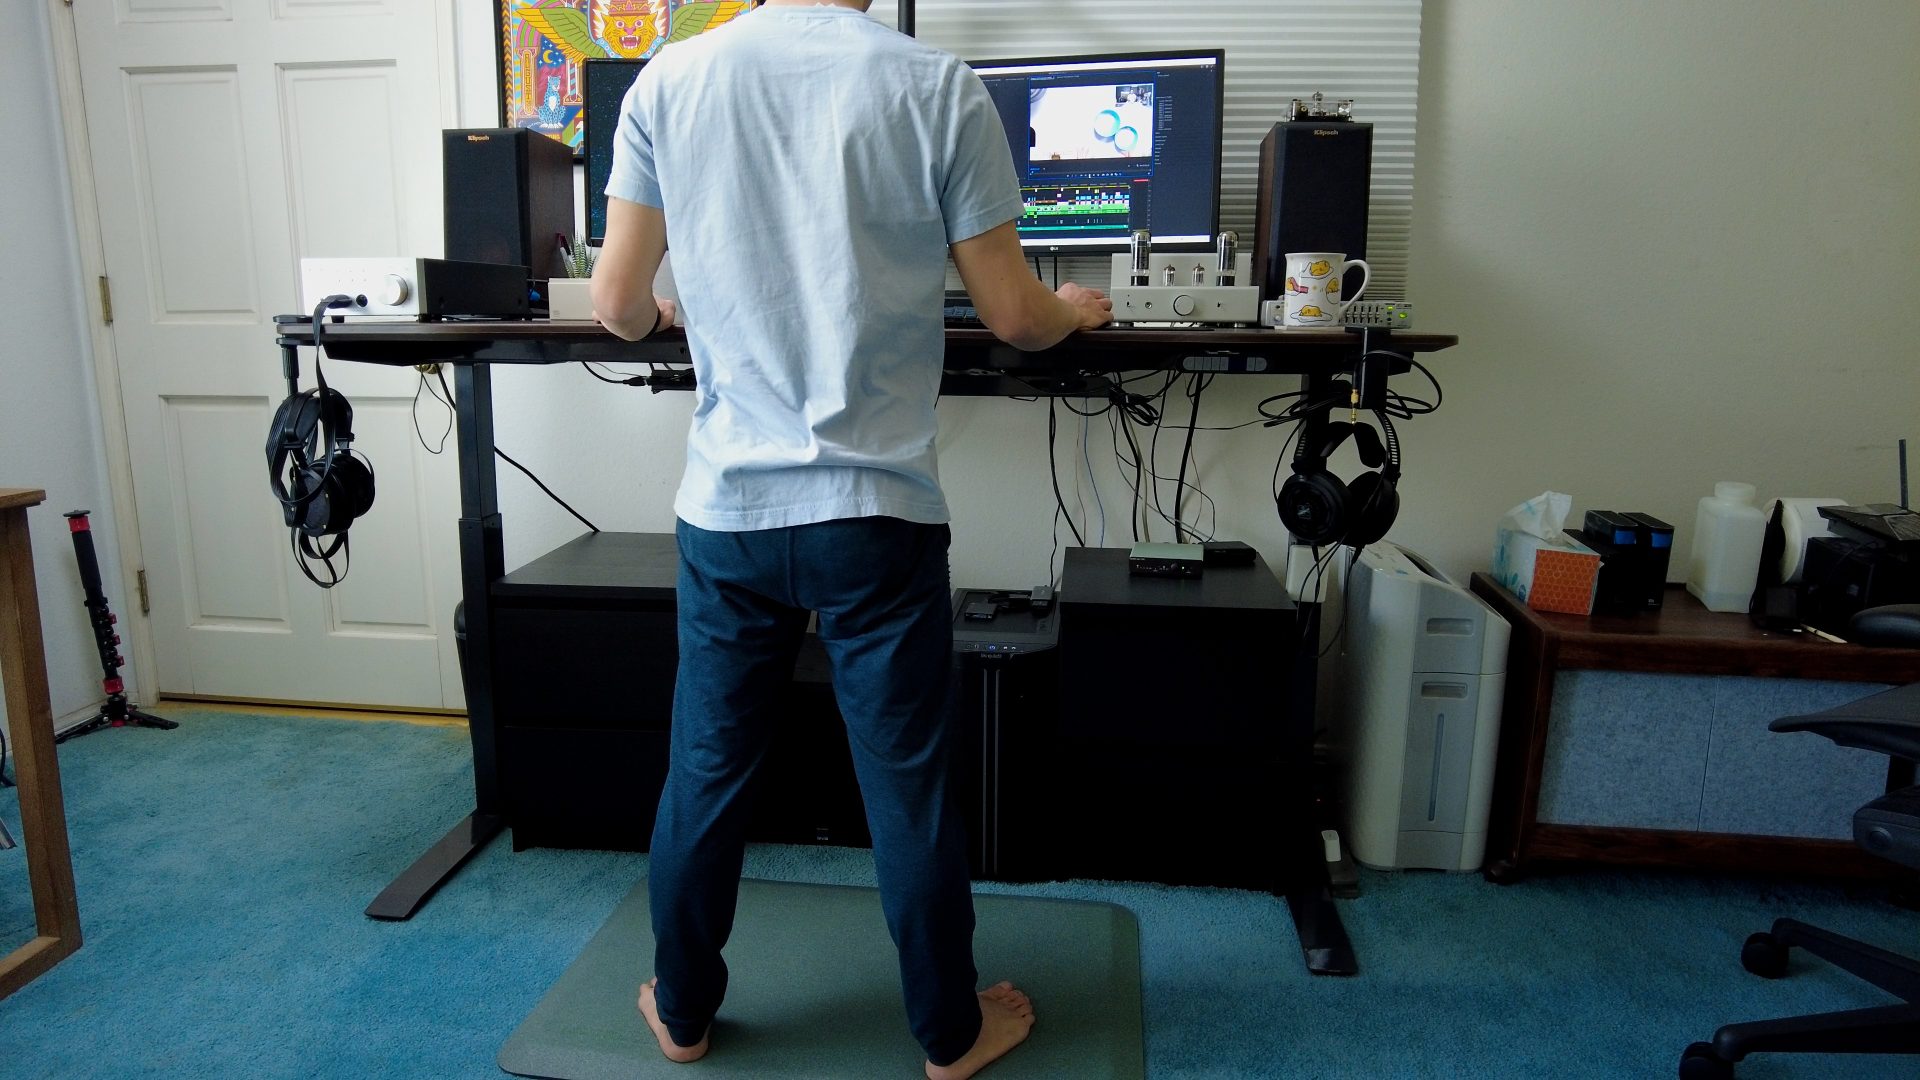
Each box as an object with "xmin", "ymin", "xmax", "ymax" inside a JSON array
[
  {"xmin": 1298, "ymin": 305, "xmax": 1325, "ymax": 318},
  {"xmin": 1308, "ymin": 260, "xmax": 1333, "ymax": 278},
  {"xmin": 1327, "ymin": 276, "xmax": 1340, "ymax": 296}
]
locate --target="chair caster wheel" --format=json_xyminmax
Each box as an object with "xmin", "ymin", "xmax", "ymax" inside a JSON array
[
  {"xmin": 1679, "ymin": 1041, "xmax": 1733, "ymax": 1079},
  {"xmin": 1740, "ymin": 931, "xmax": 1789, "ymax": 979}
]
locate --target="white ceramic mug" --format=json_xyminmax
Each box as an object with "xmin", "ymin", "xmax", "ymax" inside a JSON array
[{"xmin": 1282, "ymin": 252, "xmax": 1370, "ymax": 327}]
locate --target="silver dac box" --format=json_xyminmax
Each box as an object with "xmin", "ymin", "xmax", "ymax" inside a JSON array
[
  {"xmin": 1108, "ymin": 251, "xmax": 1262, "ymax": 326},
  {"xmin": 298, "ymin": 257, "xmax": 530, "ymax": 320}
]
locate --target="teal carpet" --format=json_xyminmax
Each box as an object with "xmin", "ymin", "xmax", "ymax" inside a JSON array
[{"xmin": 0, "ymin": 709, "xmax": 1914, "ymax": 1079}]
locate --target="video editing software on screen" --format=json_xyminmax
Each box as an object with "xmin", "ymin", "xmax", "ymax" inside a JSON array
[{"xmin": 972, "ymin": 52, "xmax": 1223, "ymax": 252}]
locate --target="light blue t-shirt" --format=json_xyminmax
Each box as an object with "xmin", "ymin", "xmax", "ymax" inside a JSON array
[{"xmin": 606, "ymin": 4, "xmax": 1024, "ymax": 532}]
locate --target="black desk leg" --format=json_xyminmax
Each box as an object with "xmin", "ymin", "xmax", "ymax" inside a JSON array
[
  {"xmin": 366, "ymin": 363, "xmax": 508, "ymax": 920},
  {"xmin": 365, "ymin": 812, "xmax": 505, "ymax": 920},
  {"xmin": 1282, "ymin": 570, "xmax": 1357, "ymax": 975}
]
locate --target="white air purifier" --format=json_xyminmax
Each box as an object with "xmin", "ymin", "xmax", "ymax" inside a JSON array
[{"xmin": 1323, "ymin": 543, "xmax": 1511, "ymax": 871}]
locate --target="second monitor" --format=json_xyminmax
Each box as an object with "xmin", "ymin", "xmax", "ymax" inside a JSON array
[{"xmin": 971, "ymin": 50, "xmax": 1224, "ymax": 253}]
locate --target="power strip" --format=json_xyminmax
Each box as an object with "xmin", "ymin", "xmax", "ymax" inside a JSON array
[{"xmin": 1339, "ymin": 300, "xmax": 1415, "ymax": 329}]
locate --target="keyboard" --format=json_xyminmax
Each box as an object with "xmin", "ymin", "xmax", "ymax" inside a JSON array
[{"xmin": 943, "ymin": 292, "xmax": 983, "ymax": 328}]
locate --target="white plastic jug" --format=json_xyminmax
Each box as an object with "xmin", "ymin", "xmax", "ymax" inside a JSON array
[{"xmin": 1686, "ymin": 482, "xmax": 1766, "ymax": 612}]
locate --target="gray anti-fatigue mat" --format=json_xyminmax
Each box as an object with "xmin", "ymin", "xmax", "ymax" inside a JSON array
[{"xmin": 499, "ymin": 877, "xmax": 1144, "ymax": 1080}]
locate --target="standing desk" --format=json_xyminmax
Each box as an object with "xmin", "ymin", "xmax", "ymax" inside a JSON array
[{"xmin": 273, "ymin": 319, "xmax": 1458, "ymax": 976}]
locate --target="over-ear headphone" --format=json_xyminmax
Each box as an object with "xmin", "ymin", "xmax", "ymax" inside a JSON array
[
  {"xmin": 1277, "ymin": 408, "xmax": 1401, "ymax": 548},
  {"xmin": 266, "ymin": 296, "xmax": 376, "ymax": 586},
  {"xmin": 267, "ymin": 385, "xmax": 374, "ymax": 537}
]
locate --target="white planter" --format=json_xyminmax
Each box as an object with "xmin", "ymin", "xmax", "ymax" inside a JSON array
[{"xmin": 546, "ymin": 278, "xmax": 595, "ymax": 322}]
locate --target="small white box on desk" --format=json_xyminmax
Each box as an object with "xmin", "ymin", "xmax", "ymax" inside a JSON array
[{"xmin": 545, "ymin": 278, "xmax": 594, "ymax": 321}]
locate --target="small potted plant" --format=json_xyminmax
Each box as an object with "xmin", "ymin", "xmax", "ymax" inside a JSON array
[{"xmin": 547, "ymin": 235, "xmax": 597, "ymax": 321}]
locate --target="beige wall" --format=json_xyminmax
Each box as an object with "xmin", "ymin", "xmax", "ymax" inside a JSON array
[
  {"xmin": 459, "ymin": 1, "xmax": 1918, "ymax": 590},
  {"xmin": 1398, "ymin": 0, "xmax": 1920, "ymax": 580}
]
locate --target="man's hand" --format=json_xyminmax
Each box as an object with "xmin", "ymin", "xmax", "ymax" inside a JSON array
[
  {"xmin": 951, "ymin": 223, "xmax": 1118, "ymax": 351},
  {"xmin": 1057, "ymin": 283, "xmax": 1112, "ymax": 331}
]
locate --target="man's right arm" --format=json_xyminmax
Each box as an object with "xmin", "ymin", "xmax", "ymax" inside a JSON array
[{"xmin": 951, "ymin": 222, "xmax": 1113, "ymax": 352}]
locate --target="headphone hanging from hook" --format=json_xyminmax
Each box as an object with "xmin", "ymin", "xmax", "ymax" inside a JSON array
[{"xmin": 265, "ymin": 295, "xmax": 377, "ymax": 587}]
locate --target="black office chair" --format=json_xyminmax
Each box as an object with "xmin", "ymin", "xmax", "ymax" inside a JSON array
[{"xmin": 1680, "ymin": 604, "xmax": 1920, "ymax": 1078}]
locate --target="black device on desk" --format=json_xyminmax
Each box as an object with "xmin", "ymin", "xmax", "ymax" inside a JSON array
[{"xmin": 1799, "ymin": 504, "xmax": 1920, "ymax": 637}]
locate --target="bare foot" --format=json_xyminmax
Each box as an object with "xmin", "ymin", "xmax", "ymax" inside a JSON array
[
  {"xmin": 637, "ymin": 978, "xmax": 710, "ymax": 1063},
  {"xmin": 926, "ymin": 981, "xmax": 1035, "ymax": 1080}
]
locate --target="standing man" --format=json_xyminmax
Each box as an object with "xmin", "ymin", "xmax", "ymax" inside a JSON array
[{"xmin": 592, "ymin": 2, "xmax": 1111, "ymax": 1076}]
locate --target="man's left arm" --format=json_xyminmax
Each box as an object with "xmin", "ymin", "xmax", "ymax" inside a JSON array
[{"xmin": 592, "ymin": 196, "xmax": 675, "ymax": 340}]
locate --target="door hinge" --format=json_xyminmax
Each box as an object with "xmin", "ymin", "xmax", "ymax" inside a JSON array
[
  {"xmin": 136, "ymin": 568, "xmax": 150, "ymax": 615},
  {"xmin": 98, "ymin": 275, "xmax": 113, "ymax": 326}
]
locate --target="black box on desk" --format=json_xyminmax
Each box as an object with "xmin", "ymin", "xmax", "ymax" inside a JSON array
[
  {"xmin": 951, "ymin": 589, "xmax": 1062, "ymax": 883},
  {"xmin": 1569, "ymin": 525, "xmax": 1641, "ymax": 615},
  {"xmin": 1801, "ymin": 534, "xmax": 1919, "ymax": 638},
  {"xmin": 1055, "ymin": 547, "xmax": 1300, "ymax": 890}
]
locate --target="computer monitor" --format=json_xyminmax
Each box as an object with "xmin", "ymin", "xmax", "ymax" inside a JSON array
[
  {"xmin": 584, "ymin": 58, "xmax": 646, "ymax": 246},
  {"xmin": 970, "ymin": 50, "xmax": 1224, "ymax": 253}
]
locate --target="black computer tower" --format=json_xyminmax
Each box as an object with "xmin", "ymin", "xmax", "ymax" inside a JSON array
[
  {"xmin": 951, "ymin": 589, "xmax": 1062, "ymax": 882},
  {"xmin": 443, "ymin": 127, "xmax": 575, "ymax": 282},
  {"xmin": 1250, "ymin": 120, "xmax": 1373, "ymax": 301},
  {"xmin": 1053, "ymin": 547, "xmax": 1306, "ymax": 890}
]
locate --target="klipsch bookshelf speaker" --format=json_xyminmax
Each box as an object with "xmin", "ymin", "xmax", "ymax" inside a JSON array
[
  {"xmin": 1251, "ymin": 120, "xmax": 1373, "ymax": 301},
  {"xmin": 443, "ymin": 128, "xmax": 575, "ymax": 282}
]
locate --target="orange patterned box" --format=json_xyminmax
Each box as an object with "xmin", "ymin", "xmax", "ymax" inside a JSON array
[{"xmin": 1491, "ymin": 527, "xmax": 1601, "ymax": 614}]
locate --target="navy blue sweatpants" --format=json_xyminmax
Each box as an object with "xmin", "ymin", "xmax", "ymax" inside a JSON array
[{"xmin": 648, "ymin": 516, "xmax": 982, "ymax": 1066}]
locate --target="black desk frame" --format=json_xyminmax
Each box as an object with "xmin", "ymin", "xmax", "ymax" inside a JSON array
[{"xmin": 273, "ymin": 319, "xmax": 1457, "ymax": 977}]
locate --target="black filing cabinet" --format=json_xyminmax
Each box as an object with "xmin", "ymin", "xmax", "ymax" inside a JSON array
[
  {"xmin": 488, "ymin": 532, "xmax": 868, "ymax": 851},
  {"xmin": 1055, "ymin": 546, "xmax": 1305, "ymax": 889}
]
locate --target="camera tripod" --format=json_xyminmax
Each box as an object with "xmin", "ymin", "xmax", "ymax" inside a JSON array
[{"xmin": 54, "ymin": 511, "xmax": 177, "ymax": 744}]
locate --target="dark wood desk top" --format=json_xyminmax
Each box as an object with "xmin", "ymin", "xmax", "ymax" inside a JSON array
[
  {"xmin": 1470, "ymin": 572, "xmax": 1920, "ymax": 683},
  {"xmin": 274, "ymin": 318, "xmax": 1457, "ymax": 374},
  {"xmin": 0, "ymin": 489, "xmax": 47, "ymax": 512}
]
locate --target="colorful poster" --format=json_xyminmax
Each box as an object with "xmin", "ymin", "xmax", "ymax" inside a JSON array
[{"xmin": 498, "ymin": 1, "xmax": 754, "ymax": 154}]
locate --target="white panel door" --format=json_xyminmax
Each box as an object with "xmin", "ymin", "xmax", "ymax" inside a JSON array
[{"xmin": 71, "ymin": 0, "xmax": 465, "ymax": 709}]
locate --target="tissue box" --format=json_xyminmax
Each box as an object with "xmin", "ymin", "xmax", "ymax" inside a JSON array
[{"xmin": 1492, "ymin": 527, "xmax": 1602, "ymax": 614}]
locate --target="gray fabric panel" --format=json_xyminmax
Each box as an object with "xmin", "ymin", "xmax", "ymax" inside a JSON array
[{"xmin": 499, "ymin": 877, "xmax": 1144, "ymax": 1080}]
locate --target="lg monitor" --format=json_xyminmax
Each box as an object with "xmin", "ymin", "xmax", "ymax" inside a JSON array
[
  {"xmin": 970, "ymin": 50, "xmax": 1225, "ymax": 253},
  {"xmin": 584, "ymin": 58, "xmax": 646, "ymax": 246}
]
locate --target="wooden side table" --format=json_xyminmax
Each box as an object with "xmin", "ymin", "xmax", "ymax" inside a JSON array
[
  {"xmin": 0, "ymin": 488, "xmax": 83, "ymax": 998},
  {"xmin": 1469, "ymin": 572, "xmax": 1920, "ymax": 882}
]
